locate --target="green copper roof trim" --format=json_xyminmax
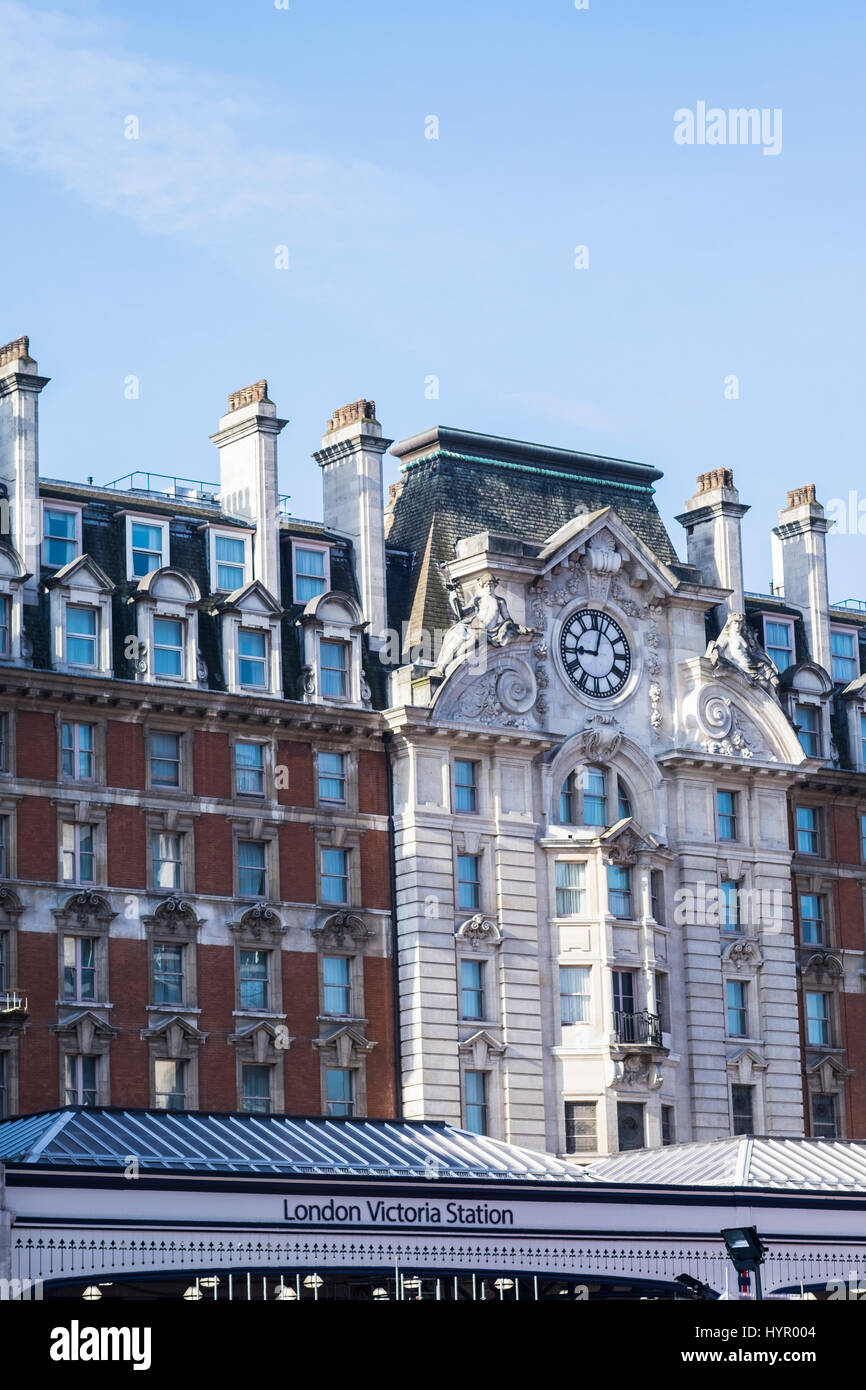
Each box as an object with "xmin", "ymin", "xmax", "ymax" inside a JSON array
[{"xmin": 399, "ymin": 448, "xmax": 656, "ymax": 495}]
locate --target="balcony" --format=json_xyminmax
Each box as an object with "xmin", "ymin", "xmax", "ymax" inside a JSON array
[
  {"xmin": 614, "ymin": 1009, "xmax": 662, "ymax": 1048},
  {"xmin": 0, "ymin": 989, "xmax": 28, "ymax": 1015}
]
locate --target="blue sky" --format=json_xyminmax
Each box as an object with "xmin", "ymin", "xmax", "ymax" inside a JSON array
[{"xmin": 1, "ymin": 0, "xmax": 864, "ymax": 597}]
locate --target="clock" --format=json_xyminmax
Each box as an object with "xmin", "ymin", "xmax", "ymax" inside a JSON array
[{"xmin": 560, "ymin": 608, "xmax": 631, "ymax": 698}]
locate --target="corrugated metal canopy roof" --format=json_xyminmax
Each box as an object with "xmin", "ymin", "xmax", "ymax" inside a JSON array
[
  {"xmin": 584, "ymin": 1135, "xmax": 866, "ymax": 1191},
  {"xmin": 0, "ymin": 1108, "xmax": 584, "ymax": 1181}
]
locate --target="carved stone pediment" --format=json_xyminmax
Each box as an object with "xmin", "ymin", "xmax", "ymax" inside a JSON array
[
  {"xmin": 723, "ymin": 939, "xmax": 764, "ymax": 971},
  {"xmin": 599, "ymin": 819, "xmax": 662, "ymax": 865},
  {"xmin": 698, "ymin": 691, "xmax": 768, "ymax": 760},
  {"xmin": 805, "ymin": 1055, "xmax": 850, "ymax": 1090},
  {"xmin": 53, "ymin": 1009, "xmax": 117, "ymax": 1051},
  {"xmin": 799, "ymin": 950, "xmax": 844, "ymax": 982},
  {"xmin": 141, "ymin": 1015, "xmax": 207, "ymax": 1055},
  {"xmin": 228, "ymin": 903, "xmax": 286, "ymax": 942},
  {"xmin": 142, "ymin": 897, "xmax": 204, "ymax": 940},
  {"xmin": 458, "ymin": 1029, "xmax": 506, "ymax": 1068},
  {"xmin": 312, "ymin": 1023, "xmax": 376, "ymax": 1067},
  {"xmin": 455, "ymin": 915, "xmax": 502, "ymax": 950},
  {"xmin": 726, "ymin": 1047, "xmax": 767, "ymax": 1083},
  {"xmin": 0, "ymin": 885, "xmax": 24, "ymax": 924},
  {"xmin": 229, "ymin": 1020, "xmax": 292, "ymax": 1061},
  {"xmin": 52, "ymin": 892, "xmax": 116, "ymax": 934},
  {"xmin": 311, "ymin": 911, "xmax": 372, "ymax": 950}
]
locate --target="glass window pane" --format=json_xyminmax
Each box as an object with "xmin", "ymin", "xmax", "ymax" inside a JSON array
[
  {"xmin": 240, "ymin": 948, "xmax": 269, "ymax": 1009},
  {"xmin": 238, "ymin": 841, "xmax": 267, "ymax": 896},
  {"xmin": 235, "ymin": 741, "xmax": 265, "ymax": 794},
  {"xmin": 323, "ymin": 955, "xmax": 352, "ymax": 1014},
  {"xmin": 318, "ymin": 751, "xmax": 346, "ymax": 802},
  {"xmin": 560, "ymin": 964, "xmax": 590, "ymax": 1024},
  {"xmin": 321, "ymin": 848, "xmax": 349, "ymax": 903},
  {"xmin": 326, "ymin": 1068, "xmax": 353, "ymax": 1116},
  {"xmin": 555, "ymin": 860, "xmax": 586, "ymax": 915}
]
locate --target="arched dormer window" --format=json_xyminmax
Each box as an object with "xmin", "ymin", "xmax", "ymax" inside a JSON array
[
  {"xmin": 298, "ymin": 591, "xmax": 370, "ymax": 709},
  {"xmin": 133, "ymin": 568, "xmax": 201, "ymax": 686},
  {"xmin": 0, "ymin": 542, "xmax": 28, "ymax": 665},
  {"xmin": 559, "ymin": 765, "xmax": 633, "ymax": 828}
]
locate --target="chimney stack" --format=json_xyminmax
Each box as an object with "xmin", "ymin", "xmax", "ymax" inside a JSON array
[
  {"xmin": 314, "ymin": 400, "xmax": 392, "ymax": 649},
  {"xmin": 211, "ymin": 379, "xmax": 286, "ymax": 600},
  {"xmin": 0, "ymin": 336, "xmax": 49, "ymax": 602},
  {"xmin": 771, "ymin": 484, "xmax": 831, "ymax": 671},
  {"xmin": 676, "ymin": 468, "xmax": 749, "ymax": 620}
]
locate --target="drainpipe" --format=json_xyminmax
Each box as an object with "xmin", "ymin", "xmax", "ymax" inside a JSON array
[{"xmin": 383, "ymin": 731, "xmax": 404, "ymax": 1119}]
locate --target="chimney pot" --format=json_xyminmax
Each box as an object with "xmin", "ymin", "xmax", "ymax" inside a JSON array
[
  {"xmin": 786, "ymin": 483, "xmax": 817, "ymax": 509},
  {"xmin": 326, "ymin": 399, "xmax": 377, "ymax": 435},
  {"xmin": 0, "ymin": 336, "xmax": 33, "ymax": 370},
  {"xmin": 228, "ymin": 379, "xmax": 269, "ymax": 413},
  {"xmin": 696, "ymin": 467, "xmax": 734, "ymax": 493}
]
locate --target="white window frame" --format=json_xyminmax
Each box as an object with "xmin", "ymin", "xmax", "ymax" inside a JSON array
[
  {"xmin": 151, "ymin": 830, "xmax": 184, "ymax": 892},
  {"xmin": 65, "ymin": 604, "xmax": 100, "ymax": 669},
  {"xmin": 48, "ymin": 561, "xmax": 114, "ymax": 677},
  {"xmin": 60, "ymin": 720, "xmax": 96, "ymax": 781},
  {"xmin": 208, "ymin": 526, "xmax": 252, "ymax": 594},
  {"xmin": 61, "ymin": 822, "xmax": 97, "ymax": 885},
  {"xmin": 233, "ymin": 738, "xmax": 269, "ymax": 798},
  {"xmin": 762, "ymin": 614, "xmax": 795, "ymax": 671},
  {"xmin": 829, "ymin": 624, "xmax": 860, "ymax": 684},
  {"xmin": 291, "ymin": 539, "xmax": 331, "ymax": 605},
  {"xmin": 124, "ymin": 513, "xmax": 170, "ymax": 582},
  {"xmin": 237, "ymin": 626, "xmax": 270, "ymax": 690},
  {"xmin": 41, "ymin": 501, "xmax": 82, "ymax": 570}
]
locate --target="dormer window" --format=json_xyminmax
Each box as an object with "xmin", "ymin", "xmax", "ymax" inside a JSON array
[
  {"xmin": 795, "ymin": 703, "xmax": 820, "ymax": 757},
  {"xmin": 238, "ymin": 629, "xmax": 269, "ymax": 688},
  {"xmin": 66, "ymin": 606, "xmax": 98, "ymax": 667},
  {"xmin": 292, "ymin": 541, "xmax": 330, "ymax": 603},
  {"xmin": 830, "ymin": 626, "xmax": 859, "ymax": 683},
  {"xmin": 763, "ymin": 617, "xmax": 794, "ymax": 671},
  {"xmin": 42, "ymin": 505, "xmax": 81, "ymax": 569},
  {"xmin": 208, "ymin": 528, "xmax": 251, "ymax": 593},
  {"xmin": 153, "ymin": 618, "xmax": 185, "ymax": 678},
  {"xmin": 320, "ymin": 639, "xmax": 348, "ymax": 698},
  {"xmin": 47, "ymin": 555, "xmax": 115, "ymax": 676},
  {"xmin": 133, "ymin": 569, "xmax": 201, "ymax": 688},
  {"xmin": 298, "ymin": 592, "xmax": 366, "ymax": 709},
  {"xmin": 124, "ymin": 515, "xmax": 169, "ymax": 581}
]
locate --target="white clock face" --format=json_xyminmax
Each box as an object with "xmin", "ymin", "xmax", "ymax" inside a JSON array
[{"xmin": 560, "ymin": 609, "xmax": 631, "ymax": 698}]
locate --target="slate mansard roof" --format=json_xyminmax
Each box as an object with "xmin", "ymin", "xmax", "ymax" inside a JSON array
[{"xmin": 384, "ymin": 426, "xmax": 693, "ymax": 643}]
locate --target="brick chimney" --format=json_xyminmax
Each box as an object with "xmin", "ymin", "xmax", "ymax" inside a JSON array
[
  {"xmin": 314, "ymin": 400, "xmax": 392, "ymax": 648},
  {"xmin": 771, "ymin": 484, "xmax": 831, "ymax": 671},
  {"xmin": 210, "ymin": 379, "xmax": 286, "ymax": 600},
  {"xmin": 0, "ymin": 336, "xmax": 49, "ymax": 603},
  {"xmin": 676, "ymin": 468, "xmax": 749, "ymax": 619}
]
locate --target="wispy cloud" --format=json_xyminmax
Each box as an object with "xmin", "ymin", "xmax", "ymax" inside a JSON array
[{"xmin": 0, "ymin": 2, "xmax": 398, "ymax": 254}]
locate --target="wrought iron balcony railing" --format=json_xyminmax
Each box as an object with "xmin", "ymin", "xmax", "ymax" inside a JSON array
[
  {"xmin": 614, "ymin": 1009, "xmax": 662, "ymax": 1047},
  {"xmin": 0, "ymin": 989, "xmax": 28, "ymax": 1014}
]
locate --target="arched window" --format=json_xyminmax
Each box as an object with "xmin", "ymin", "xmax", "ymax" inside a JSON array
[{"xmin": 558, "ymin": 766, "xmax": 634, "ymax": 829}]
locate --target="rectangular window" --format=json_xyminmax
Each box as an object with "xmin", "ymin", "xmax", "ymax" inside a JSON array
[
  {"xmin": 61, "ymin": 722, "xmax": 94, "ymax": 779},
  {"xmin": 564, "ymin": 1101, "xmax": 597, "ymax": 1154},
  {"xmin": 461, "ymin": 958, "xmax": 485, "ymax": 1021},
  {"xmin": 214, "ymin": 534, "xmax": 247, "ymax": 591},
  {"xmin": 830, "ymin": 627, "xmax": 858, "ymax": 683},
  {"xmin": 560, "ymin": 965, "xmax": 591, "ymax": 1025},
  {"xmin": 0, "ymin": 931, "xmax": 6, "ymax": 990},
  {"xmin": 295, "ymin": 547, "xmax": 327, "ymax": 602},
  {"xmin": 154, "ymin": 1059, "xmax": 186, "ymax": 1111},
  {"xmin": 811, "ymin": 1093, "xmax": 838, "ymax": 1139},
  {"xmin": 326, "ymin": 1067, "xmax": 354, "ymax": 1117},
  {"xmin": 612, "ymin": 970, "xmax": 635, "ymax": 1018},
  {"xmin": 650, "ymin": 869, "xmax": 665, "ymax": 924},
  {"xmin": 63, "ymin": 936, "xmax": 96, "ymax": 1001},
  {"xmin": 65, "ymin": 1054, "xmax": 97, "ymax": 1107},
  {"xmin": 0, "ymin": 1051, "xmax": 5, "ymax": 1120},
  {"xmin": 152, "ymin": 832, "xmax": 183, "ymax": 891},
  {"xmin": 238, "ymin": 840, "xmax": 267, "ymax": 897},
  {"xmin": 153, "ymin": 617, "xmax": 185, "ymax": 678},
  {"xmin": 317, "ymin": 751, "xmax": 346, "ymax": 803},
  {"xmin": 0, "ymin": 595, "xmax": 10, "ymax": 657},
  {"xmin": 800, "ymin": 893, "xmax": 825, "ymax": 945},
  {"xmin": 0, "ymin": 817, "xmax": 6, "ymax": 878},
  {"xmin": 153, "ymin": 942, "xmax": 184, "ymax": 1005},
  {"xmin": 763, "ymin": 618, "xmax": 794, "ymax": 671},
  {"xmin": 862, "ymin": 812, "xmax": 866, "ymax": 863},
  {"xmin": 655, "ymin": 972, "xmax": 670, "ymax": 1033},
  {"xmin": 726, "ymin": 979, "xmax": 748, "ymax": 1037},
  {"xmin": 237, "ymin": 629, "xmax": 268, "ymax": 688},
  {"xmin": 62, "ymin": 823, "xmax": 95, "ymax": 884},
  {"xmin": 559, "ymin": 772, "xmax": 576, "ymax": 825},
  {"xmin": 456, "ymin": 854, "xmax": 480, "ymax": 912},
  {"xmin": 239, "ymin": 949, "xmax": 270, "ymax": 1011},
  {"xmin": 320, "ymin": 640, "xmax": 348, "ymax": 698},
  {"xmin": 731, "ymin": 1084, "xmax": 754, "ymax": 1135},
  {"xmin": 607, "ymin": 864, "xmax": 632, "ymax": 918},
  {"xmin": 583, "ymin": 767, "xmax": 607, "ymax": 827},
  {"xmin": 131, "ymin": 522, "xmax": 164, "ymax": 577},
  {"xmin": 464, "ymin": 1070, "xmax": 488, "ymax": 1135},
  {"xmin": 796, "ymin": 704, "xmax": 819, "ymax": 757},
  {"xmin": 796, "ymin": 806, "xmax": 820, "ymax": 855},
  {"xmin": 235, "ymin": 741, "xmax": 265, "ymax": 796},
  {"xmin": 150, "ymin": 732, "xmax": 181, "ymax": 788},
  {"xmin": 0, "ymin": 714, "xmax": 6, "ymax": 773},
  {"xmin": 617, "ymin": 1101, "xmax": 645, "ymax": 1151},
  {"xmin": 806, "ymin": 991, "xmax": 830, "ymax": 1046},
  {"xmin": 43, "ymin": 507, "xmax": 79, "ymax": 568},
  {"xmin": 661, "ymin": 1104, "xmax": 676, "ymax": 1147},
  {"xmin": 323, "ymin": 955, "xmax": 352, "ymax": 1016},
  {"xmin": 66, "ymin": 606, "xmax": 97, "ymax": 667},
  {"xmin": 717, "ymin": 790, "xmax": 738, "ymax": 841},
  {"xmin": 454, "ymin": 760, "xmax": 478, "ymax": 814},
  {"xmin": 242, "ymin": 1064, "xmax": 271, "ymax": 1115},
  {"xmin": 321, "ymin": 847, "xmax": 349, "ymax": 904},
  {"xmin": 721, "ymin": 879, "xmax": 741, "ymax": 932},
  {"xmin": 861, "ymin": 713, "xmax": 866, "ymax": 768},
  {"xmin": 554, "ymin": 860, "xmax": 585, "ymax": 916}
]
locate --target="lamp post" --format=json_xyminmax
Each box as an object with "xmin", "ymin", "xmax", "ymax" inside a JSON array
[{"xmin": 721, "ymin": 1227, "xmax": 767, "ymax": 1300}]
